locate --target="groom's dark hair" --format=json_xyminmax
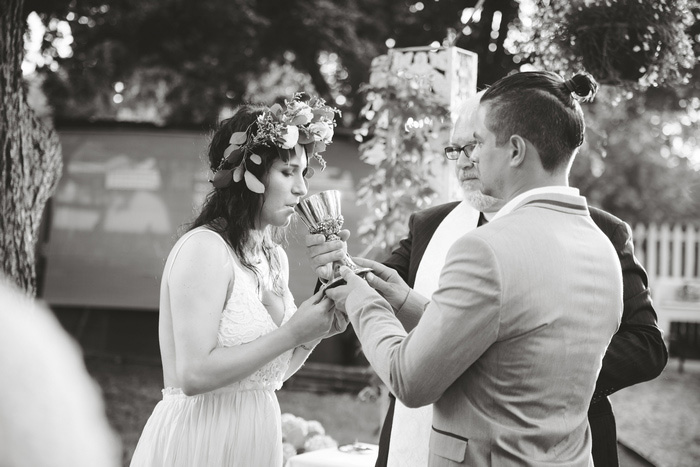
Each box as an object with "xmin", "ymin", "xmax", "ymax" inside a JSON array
[{"xmin": 481, "ymin": 71, "xmax": 598, "ymax": 172}]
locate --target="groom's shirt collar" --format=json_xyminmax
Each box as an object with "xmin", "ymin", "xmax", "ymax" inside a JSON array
[{"xmin": 491, "ymin": 186, "xmax": 583, "ymax": 222}]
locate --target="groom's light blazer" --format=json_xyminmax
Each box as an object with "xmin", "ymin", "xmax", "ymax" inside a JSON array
[{"xmin": 346, "ymin": 191, "xmax": 623, "ymax": 466}]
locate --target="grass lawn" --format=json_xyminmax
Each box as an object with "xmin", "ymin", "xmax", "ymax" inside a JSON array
[{"xmin": 86, "ymin": 357, "xmax": 381, "ymax": 467}]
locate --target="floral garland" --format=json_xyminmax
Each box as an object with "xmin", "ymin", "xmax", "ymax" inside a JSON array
[{"xmin": 208, "ymin": 93, "xmax": 340, "ymax": 193}]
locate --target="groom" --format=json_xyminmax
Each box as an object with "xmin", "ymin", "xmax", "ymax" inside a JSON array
[
  {"xmin": 308, "ymin": 90, "xmax": 501, "ymax": 466},
  {"xmin": 324, "ymin": 71, "xmax": 622, "ymax": 466}
]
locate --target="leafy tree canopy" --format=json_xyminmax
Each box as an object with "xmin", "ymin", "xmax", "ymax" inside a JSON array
[
  {"xmin": 22, "ymin": 0, "xmax": 700, "ymax": 226},
  {"xmin": 26, "ymin": 0, "xmax": 520, "ymax": 126}
]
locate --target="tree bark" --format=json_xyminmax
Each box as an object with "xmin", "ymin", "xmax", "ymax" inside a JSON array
[{"xmin": 1, "ymin": 0, "xmax": 62, "ymax": 296}]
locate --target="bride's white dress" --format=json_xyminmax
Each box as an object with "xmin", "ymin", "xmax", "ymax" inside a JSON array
[{"xmin": 129, "ymin": 228, "xmax": 296, "ymax": 467}]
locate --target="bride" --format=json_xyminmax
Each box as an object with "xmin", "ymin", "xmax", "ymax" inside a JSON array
[{"xmin": 130, "ymin": 96, "xmax": 346, "ymax": 467}]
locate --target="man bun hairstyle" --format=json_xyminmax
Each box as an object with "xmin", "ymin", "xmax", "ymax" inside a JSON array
[
  {"xmin": 563, "ymin": 73, "xmax": 598, "ymax": 102},
  {"xmin": 481, "ymin": 71, "xmax": 598, "ymax": 172}
]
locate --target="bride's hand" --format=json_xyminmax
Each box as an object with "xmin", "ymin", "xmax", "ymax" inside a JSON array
[
  {"xmin": 305, "ymin": 229, "xmax": 351, "ymax": 280},
  {"xmin": 284, "ymin": 290, "xmax": 335, "ymax": 345}
]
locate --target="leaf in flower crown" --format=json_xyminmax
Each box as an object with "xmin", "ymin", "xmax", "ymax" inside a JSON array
[
  {"xmin": 233, "ymin": 165, "xmax": 244, "ymax": 182},
  {"xmin": 297, "ymin": 130, "xmax": 314, "ymax": 145},
  {"xmin": 303, "ymin": 143, "xmax": 315, "ymax": 158},
  {"xmin": 211, "ymin": 169, "xmax": 233, "ymax": 188},
  {"xmin": 249, "ymin": 153, "xmax": 262, "ymax": 165},
  {"xmin": 276, "ymin": 147, "xmax": 291, "ymax": 162},
  {"xmin": 289, "ymin": 114, "xmax": 313, "ymax": 126},
  {"xmin": 304, "ymin": 166, "xmax": 315, "ymax": 179},
  {"xmin": 244, "ymin": 171, "xmax": 265, "ymax": 193},
  {"xmin": 223, "ymin": 144, "xmax": 236, "ymax": 159},
  {"xmin": 313, "ymin": 153, "xmax": 327, "ymax": 170},
  {"xmin": 229, "ymin": 131, "xmax": 247, "ymax": 145},
  {"xmin": 270, "ymin": 104, "xmax": 284, "ymax": 117},
  {"xmin": 312, "ymin": 108, "xmax": 336, "ymax": 122},
  {"xmin": 223, "ymin": 146, "xmax": 244, "ymax": 166}
]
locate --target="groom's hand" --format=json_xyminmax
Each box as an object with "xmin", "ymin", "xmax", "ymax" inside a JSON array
[
  {"xmin": 304, "ymin": 229, "xmax": 350, "ymax": 280},
  {"xmin": 324, "ymin": 266, "xmax": 373, "ymax": 313},
  {"xmin": 326, "ymin": 307, "xmax": 349, "ymax": 337},
  {"xmin": 352, "ymin": 257, "xmax": 411, "ymax": 312}
]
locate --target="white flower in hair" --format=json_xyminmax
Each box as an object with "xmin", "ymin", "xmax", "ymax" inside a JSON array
[
  {"xmin": 277, "ymin": 125, "xmax": 299, "ymax": 149},
  {"xmin": 285, "ymin": 101, "xmax": 314, "ymax": 126},
  {"xmin": 308, "ymin": 121, "xmax": 334, "ymax": 143}
]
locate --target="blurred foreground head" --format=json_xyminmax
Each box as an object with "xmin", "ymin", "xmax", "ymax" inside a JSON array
[{"xmin": 0, "ymin": 275, "xmax": 120, "ymax": 467}]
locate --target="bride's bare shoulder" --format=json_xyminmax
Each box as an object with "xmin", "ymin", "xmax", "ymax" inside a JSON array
[{"xmin": 167, "ymin": 228, "xmax": 232, "ymax": 275}]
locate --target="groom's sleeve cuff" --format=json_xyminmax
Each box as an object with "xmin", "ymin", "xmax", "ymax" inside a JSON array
[{"xmin": 396, "ymin": 289, "xmax": 430, "ymax": 332}]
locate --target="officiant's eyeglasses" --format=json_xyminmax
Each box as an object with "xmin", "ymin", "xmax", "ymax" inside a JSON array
[{"xmin": 444, "ymin": 142, "xmax": 477, "ymax": 161}]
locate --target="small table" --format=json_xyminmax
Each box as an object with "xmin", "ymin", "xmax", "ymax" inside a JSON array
[{"xmin": 286, "ymin": 443, "xmax": 378, "ymax": 467}]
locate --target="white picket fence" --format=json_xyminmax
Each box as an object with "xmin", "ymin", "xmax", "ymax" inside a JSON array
[{"xmin": 632, "ymin": 223, "xmax": 700, "ymax": 344}]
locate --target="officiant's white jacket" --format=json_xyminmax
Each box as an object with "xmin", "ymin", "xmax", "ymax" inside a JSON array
[{"xmin": 346, "ymin": 191, "xmax": 622, "ymax": 466}]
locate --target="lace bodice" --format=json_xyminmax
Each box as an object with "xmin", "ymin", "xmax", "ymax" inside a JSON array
[{"xmin": 217, "ymin": 252, "xmax": 296, "ymax": 391}]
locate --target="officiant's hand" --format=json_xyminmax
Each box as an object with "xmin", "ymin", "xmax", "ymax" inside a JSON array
[
  {"xmin": 304, "ymin": 229, "xmax": 351, "ymax": 280},
  {"xmin": 351, "ymin": 257, "xmax": 411, "ymax": 312}
]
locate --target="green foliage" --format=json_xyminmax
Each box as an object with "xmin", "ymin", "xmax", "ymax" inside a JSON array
[
  {"xmin": 28, "ymin": 0, "xmax": 522, "ymax": 127},
  {"xmin": 508, "ymin": 0, "xmax": 700, "ymax": 225},
  {"xmin": 571, "ymin": 87, "xmax": 700, "ymax": 225},
  {"xmin": 385, "ymin": 0, "xmax": 521, "ymax": 86},
  {"xmin": 509, "ymin": 0, "xmax": 697, "ymax": 88},
  {"xmin": 30, "ymin": 0, "xmax": 388, "ymax": 126},
  {"xmin": 25, "ymin": 0, "xmax": 700, "ymax": 232},
  {"xmin": 35, "ymin": 0, "xmax": 268, "ymax": 125},
  {"xmin": 354, "ymin": 59, "xmax": 451, "ymax": 254}
]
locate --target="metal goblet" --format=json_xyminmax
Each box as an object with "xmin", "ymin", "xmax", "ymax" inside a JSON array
[{"xmin": 295, "ymin": 190, "xmax": 372, "ymax": 290}]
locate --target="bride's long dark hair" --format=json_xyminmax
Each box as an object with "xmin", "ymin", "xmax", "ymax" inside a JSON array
[{"xmin": 188, "ymin": 105, "xmax": 287, "ymax": 294}]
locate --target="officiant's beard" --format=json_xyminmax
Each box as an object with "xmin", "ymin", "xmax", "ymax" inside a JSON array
[{"xmin": 460, "ymin": 181, "xmax": 500, "ymax": 212}]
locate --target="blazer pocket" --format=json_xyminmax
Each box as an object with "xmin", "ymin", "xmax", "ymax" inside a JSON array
[{"xmin": 430, "ymin": 426, "xmax": 468, "ymax": 463}]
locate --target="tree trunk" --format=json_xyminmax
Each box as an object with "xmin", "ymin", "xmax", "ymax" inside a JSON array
[{"xmin": 1, "ymin": 0, "xmax": 62, "ymax": 296}]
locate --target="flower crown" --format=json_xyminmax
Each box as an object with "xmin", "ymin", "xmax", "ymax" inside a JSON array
[{"xmin": 208, "ymin": 93, "xmax": 340, "ymax": 193}]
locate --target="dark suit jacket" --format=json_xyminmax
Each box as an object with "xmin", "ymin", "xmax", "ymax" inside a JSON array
[{"xmin": 375, "ymin": 203, "xmax": 668, "ymax": 467}]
